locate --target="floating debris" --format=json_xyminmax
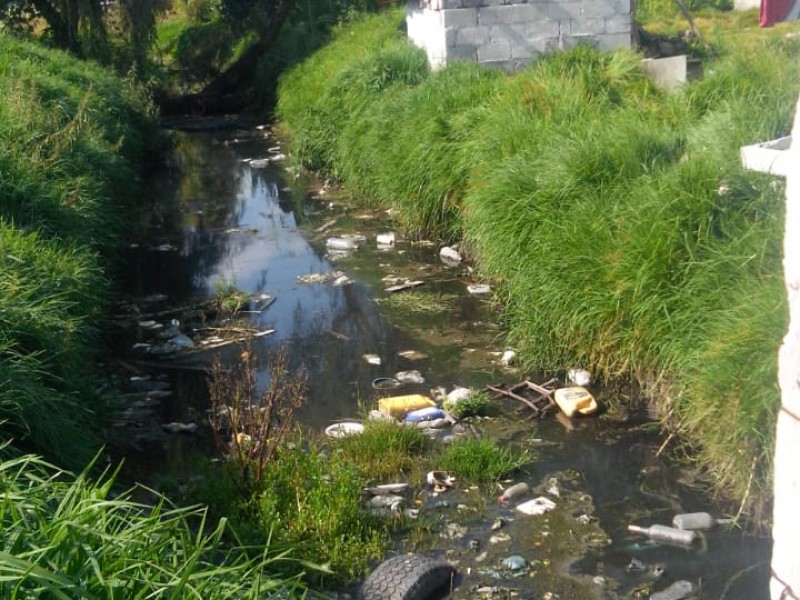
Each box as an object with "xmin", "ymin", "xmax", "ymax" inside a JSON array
[
  {"xmin": 515, "ymin": 496, "xmax": 557, "ymax": 516},
  {"xmin": 396, "ymin": 370, "xmax": 425, "ymax": 384},
  {"xmin": 162, "ymin": 422, "xmax": 198, "ymax": 434},
  {"xmin": 500, "ymin": 350, "xmax": 517, "ymax": 367},
  {"xmin": 467, "ymin": 283, "xmax": 491, "ymax": 295},
  {"xmin": 332, "ymin": 274, "xmax": 353, "ymax": 286},
  {"xmin": 427, "ymin": 470, "xmax": 455, "ymax": 493},
  {"xmin": 376, "ymin": 232, "xmax": 396, "ymax": 246},
  {"xmin": 324, "ymin": 421, "xmax": 365, "ymax": 438},
  {"xmin": 248, "ymin": 158, "xmax": 270, "ymax": 169},
  {"xmin": 363, "ymin": 354, "xmax": 382, "ymax": 366},
  {"xmin": 501, "ymin": 555, "xmax": 528, "ymax": 571},
  {"xmin": 398, "ymin": 349, "xmax": 428, "ymax": 361},
  {"xmin": 439, "ymin": 246, "xmax": 463, "ymax": 265},
  {"xmin": 364, "ymin": 483, "xmax": 410, "ymax": 496},
  {"xmin": 385, "ymin": 280, "xmax": 424, "ymax": 293}
]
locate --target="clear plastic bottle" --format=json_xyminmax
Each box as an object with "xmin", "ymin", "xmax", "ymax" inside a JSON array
[
  {"xmin": 672, "ymin": 512, "xmax": 717, "ymax": 530},
  {"xmin": 627, "ymin": 524, "xmax": 697, "ymax": 545},
  {"xmin": 498, "ymin": 482, "xmax": 530, "ymax": 503}
]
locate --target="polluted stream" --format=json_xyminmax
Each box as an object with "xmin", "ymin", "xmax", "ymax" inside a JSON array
[{"xmin": 109, "ymin": 122, "xmax": 770, "ymax": 600}]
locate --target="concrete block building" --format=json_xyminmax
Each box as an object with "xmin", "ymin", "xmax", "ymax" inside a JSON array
[{"xmin": 407, "ymin": 0, "xmax": 633, "ymax": 70}]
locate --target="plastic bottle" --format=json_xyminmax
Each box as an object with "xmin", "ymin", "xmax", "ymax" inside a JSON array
[
  {"xmin": 627, "ymin": 524, "xmax": 697, "ymax": 545},
  {"xmin": 498, "ymin": 482, "xmax": 530, "ymax": 503},
  {"xmin": 672, "ymin": 512, "xmax": 717, "ymax": 530}
]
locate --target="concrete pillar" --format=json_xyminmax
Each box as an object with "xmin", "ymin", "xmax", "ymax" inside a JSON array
[{"xmin": 772, "ymin": 94, "xmax": 800, "ymax": 600}]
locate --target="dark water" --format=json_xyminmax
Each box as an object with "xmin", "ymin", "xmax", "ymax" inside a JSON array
[{"xmin": 114, "ymin": 124, "xmax": 771, "ymax": 599}]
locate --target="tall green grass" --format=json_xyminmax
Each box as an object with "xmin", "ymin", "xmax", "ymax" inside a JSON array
[
  {"xmin": 277, "ymin": 12, "xmax": 800, "ymax": 515},
  {"xmin": 0, "ymin": 34, "xmax": 159, "ymax": 467},
  {"xmin": 0, "ymin": 453, "xmax": 310, "ymax": 598}
]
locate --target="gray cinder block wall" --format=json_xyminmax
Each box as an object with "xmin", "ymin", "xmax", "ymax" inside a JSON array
[{"xmin": 406, "ymin": 0, "xmax": 632, "ymax": 70}]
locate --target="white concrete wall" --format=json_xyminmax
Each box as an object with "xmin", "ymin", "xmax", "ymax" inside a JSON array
[{"xmin": 407, "ymin": 0, "xmax": 632, "ymax": 70}]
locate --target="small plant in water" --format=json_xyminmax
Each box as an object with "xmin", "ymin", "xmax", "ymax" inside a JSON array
[
  {"xmin": 437, "ymin": 437, "xmax": 530, "ymax": 482},
  {"xmin": 443, "ymin": 391, "xmax": 493, "ymax": 419},
  {"xmin": 207, "ymin": 346, "xmax": 306, "ymax": 484},
  {"xmin": 214, "ymin": 276, "xmax": 249, "ymax": 315}
]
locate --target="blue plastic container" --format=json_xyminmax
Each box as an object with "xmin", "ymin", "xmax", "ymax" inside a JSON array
[{"xmin": 404, "ymin": 407, "xmax": 445, "ymax": 423}]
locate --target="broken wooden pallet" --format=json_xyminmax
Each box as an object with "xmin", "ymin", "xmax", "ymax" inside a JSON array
[{"xmin": 485, "ymin": 378, "xmax": 558, "ymax": 418}]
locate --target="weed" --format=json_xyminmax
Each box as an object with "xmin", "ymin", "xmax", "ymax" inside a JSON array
[
  {"xmin": 213, "ymin": 276, "xmax": 250, "ymax": 315},
  {"xmin": 208, "ymin": 347, "xmax": 307, "ymax": 484},
  {"xmin": 331, "ymin": 419, "xmax": 429, "ymax": 482},
  {"xmin": 437, "ymin": 437, "xmax": 530, "ymax": 482},
  {"xmin": 443, "ymin": 391, "xmax": 493, "ymax": 420}
]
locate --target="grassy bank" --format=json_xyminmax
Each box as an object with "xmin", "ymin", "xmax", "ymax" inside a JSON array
[
  {"xmin": 276, "ymin": 9, "xmax": 800, "ymax": 517},
  {"xmin": 0, "ymin": 35, "xmax": 160, "ymax": 467},
  {"xmin": 0, "ymin": 36, "xmax": 323, "ymax": 596}
]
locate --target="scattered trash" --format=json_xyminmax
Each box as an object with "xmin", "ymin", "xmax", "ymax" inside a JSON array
[
  {"xmin": 554, "ymin": 386, "xmax": 598, "ymax": 418},
  {"xmin": 396, "ymin": 370, "xmax": 425, "ymax": 384},
  {"xmin": 500, "ymin": 350, "xmax": 517, "ymax": 367},
  {"xmin": 162, "ymin": 422, "xmax": 198, "ymax": 434},
  {"xmin": 672, "ymin": 511, "xmax": 719, "ymax": 530},
  {"xmin": 376, "ymin": 232, "xmax": 396, "ymax": 246},
  {"xmin": 403, "ymin": 508, "xmax": 420, "ymax": 519},
  {"xmin": 467, "ymin": 284, "xmax": 491, "ymax": 295},
  {"xmin": 649, "ymin": 580, "xmax": 695, "ymax": 600},
  {"xmin": 501, "ymin": 556, "xmax": 528, "ymax": 571},
  {"xmin": 363, "ymin": 354, "xmax": 382, "ymax": 366},
  {"xmin": 567, "ymin": 368, "xmax": 592, "ymax": 386},
  {"xmin": 515, "ymin": 496, "xmax": 557, "ymax": 516},
  {"xmin": 490, "ymin": 518, "xmax": 507, "ymax": 531},
  {"xmin": 489, "ymin": 533, "xmax": 511, "ymax": 544},
  {"xmin": 385, "ymin": 279, "xmax": 424, "ymax": 293},
  {"xmin": 378, "ymin": 394, "xmax": 436, "ymax": 418},
  {"xmin": 398, "ymin": 349, "xmax": 428, "ymax": 361},
  {"xmin": 627, "ymin": 524, "xmax": 697, "ymax": 546},
  {"xmin": 324, "ymin": 421, "xmax": 365, "ymax": 438},
  {"xmin": 427, "ymin": 470, "xmax": 456, "ymax": 492},
  {"xmin": 372, "ymin": 376, "xmax": 401, "ymax": 390},
  {"xmin": 439, "ymin": 246, "xmax": 463, "ymax": 265},
  {"xmin": 469, "ymin": 539, "xmax": 481, "ymax": 552},
  {"xmin": 405, "ymin": 407, "xmax": 445, "ymax": 423},
  {"xmin": 499, "ymin": 482, "xmax": 530, "ymax": 503}
]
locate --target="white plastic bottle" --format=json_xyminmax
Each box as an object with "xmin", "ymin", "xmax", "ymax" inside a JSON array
[
  {"xmin": 627, "ymin": 524, "xmax": 697, "ymax": 545},
  {"xmin": 498, "ymin": 482, "xmax": 530, "ymax": 503}
]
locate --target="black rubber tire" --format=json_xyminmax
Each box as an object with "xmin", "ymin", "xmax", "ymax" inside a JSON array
[{"xmin": 360, "ymin": 554, "xmax": 454, "ymax": 600}]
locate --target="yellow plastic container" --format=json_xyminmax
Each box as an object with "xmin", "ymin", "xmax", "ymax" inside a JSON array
[
  {"xmin": 554, "ymin": 387, "xmax": 598, "ymax": 418},
  {"xmin": 378, "ymin": 394, "xmax": 436, "ymax": 419}
]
